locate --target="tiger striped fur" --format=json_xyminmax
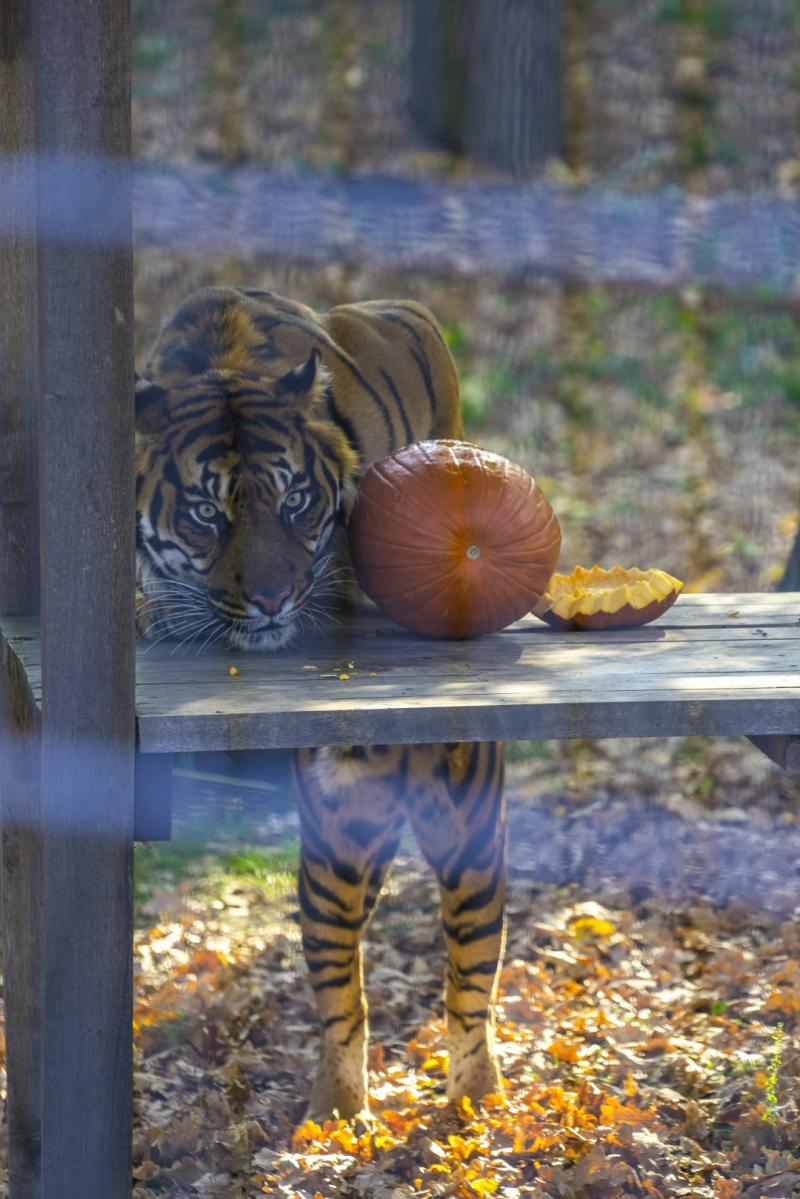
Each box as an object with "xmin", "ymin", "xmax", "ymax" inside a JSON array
[{"xmin": 135, "ymin": 286, "xmax": 506, "ymax": 1119}]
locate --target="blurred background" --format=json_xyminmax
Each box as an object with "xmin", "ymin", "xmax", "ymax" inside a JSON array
[{"xmin": 132, "ymin": 0, "xmax": 800, "ymax": 597}]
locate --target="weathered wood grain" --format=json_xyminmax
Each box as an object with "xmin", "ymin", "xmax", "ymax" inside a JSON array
[
  {"xmin": 32, "ymin": 0, "xmax": 136, "ymax": 1194},
  {"xmin": 0, "ymin": 5, "xmax": 42, "ymax": 1195},
  {"xmin": 0, "ymin": 632, "xmax": 43, "ymax": 1198},
  {"xmin": 0, "ymin": 0, "xmax": 39, "ymax": 616},
  {"xmin": 3, "ymin": 595, "xmax": 799, "ymax": 755}
]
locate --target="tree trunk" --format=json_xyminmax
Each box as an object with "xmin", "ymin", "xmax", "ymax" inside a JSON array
[{"xmin": 410, "ymin": 0, "xmax": 563, "ymax": 173}]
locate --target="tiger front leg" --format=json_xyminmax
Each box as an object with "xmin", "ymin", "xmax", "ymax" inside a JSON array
[
  {"xmin": 293, "ymin": 746, "xmax": 405, "ymax": 1121},
  {"xmin": 406, "ymin": 741, "xmax": 507, "ymax": 1104}
]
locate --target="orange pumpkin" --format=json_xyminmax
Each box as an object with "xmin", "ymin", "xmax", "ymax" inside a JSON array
[
  {"xmin": 348, "ymin": 440, "xmax": 561, "ymax": 638},
  {"xmin": 536, "ymin": 564, "xmax": 683, "ymax": 630}
]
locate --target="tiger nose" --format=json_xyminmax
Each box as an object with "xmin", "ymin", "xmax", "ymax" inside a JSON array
[{"xmin": 247, "ymin": 587, "xmax": 292, "ymax": 615}]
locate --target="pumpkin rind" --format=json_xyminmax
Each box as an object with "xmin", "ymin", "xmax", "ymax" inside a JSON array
[
  {"xmin": 349, "ymin": 440, "xmax": 561, "ymax": 639},
  {"xmin": 537, "ymin": 564, "xmax": 683, "ymax": 630}
]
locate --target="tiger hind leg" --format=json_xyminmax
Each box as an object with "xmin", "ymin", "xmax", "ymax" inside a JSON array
[
  {"xmin": 405, "ymin": 741, "xmax": 506, "ymax": 1103},
  {"xmin": 292, "ymin": 745, "xmax": 405, "ymax": 1120}
]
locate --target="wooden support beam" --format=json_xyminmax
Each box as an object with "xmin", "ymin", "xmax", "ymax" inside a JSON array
[
  {"xmin": 0, "ymin": 4, "xmax": 43, "ymax": 1195},
  {"xmin": 32, "ymin": 0, "xmax": 136, "ymax": 1194},
  {"xmin": 747, "ymin": 734, "xmax": 800, "ymax": 773},
  {"xmin": 134, "ymin": 753, "xmax": 173, "ymax": 842}
]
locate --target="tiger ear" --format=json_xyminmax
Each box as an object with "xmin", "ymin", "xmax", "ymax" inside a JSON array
[
  {"xmin": 276, "ymin": 349, "xmax": 329, "ymax": 407},
  {"xmin": 135, "ymin": 374, "xmax": 169, "ymax": 433}
]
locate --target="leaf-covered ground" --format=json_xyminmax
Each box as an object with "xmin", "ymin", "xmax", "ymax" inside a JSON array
[{"xmin": 124, "ymin": 746, "xmax": 800, "ymax": 1198}]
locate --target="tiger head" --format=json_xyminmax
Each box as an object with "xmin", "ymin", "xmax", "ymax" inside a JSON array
[{"xmin": 135, "ymin": 350, "xmax": 359, "ymax": 651}]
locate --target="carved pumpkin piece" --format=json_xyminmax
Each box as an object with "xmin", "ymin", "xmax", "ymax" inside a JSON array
[
  {"xmin": 537, "ymin": 564, "xmax": 683, "ymax": 630},
  {"xmin": 349, "ymin": 440, "xmax": 561, "ymax": 639}
]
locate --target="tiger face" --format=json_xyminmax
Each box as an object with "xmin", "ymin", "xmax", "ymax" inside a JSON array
[{"xmin": 135, "ymin": 350, "xmax": 359, "ymax": 651}]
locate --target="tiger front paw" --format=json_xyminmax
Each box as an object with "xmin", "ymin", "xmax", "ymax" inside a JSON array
[
  {"xmin": 305, "ymin": 1050, "xmax": 368, "ymax": 1123},
  {"xmin": 447, "ymin": 1045, "xmax": 502, "ymax": 1105}
]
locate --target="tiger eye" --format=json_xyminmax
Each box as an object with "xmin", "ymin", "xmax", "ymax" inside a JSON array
[
  {"xmin": 196, "ymin": 501, "xmax": 219, "ymax": 520},
  {"xmin": 284, "ymin": 492, "xmax": 304, "ymax": 509}
]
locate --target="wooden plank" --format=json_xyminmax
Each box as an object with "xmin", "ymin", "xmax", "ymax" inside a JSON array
[
  {"xmin": 0, "ymin": 0, "xmax": 40, "ymax": 618},
  {"xmin": 33, "ymin": 0, "xmax": 135, "ymax": 1193},
  {"xmin": 131, "ymin": 636, "xmax": 800, "ymax": 682},
  {"xmin": 6, "ymin": 593, "xmax": 800, "ymax": 644},
  {"xmin": 132, "ymin": 697, "xmax": 800, "ymax": 755},
  {"xmin": 130, "ymin": 667, "xmax": 800, "ymax": 751},
  {"xmin": 9, "ymin": 598, "xmax": 800, "ymax": 681},
  {"xmin": 16, "ymin": 637, "xmax": 800, "ymax": 694},
  {"xmin": 2, "ymin": 595, "xmax": 800, "ymax": 753}
]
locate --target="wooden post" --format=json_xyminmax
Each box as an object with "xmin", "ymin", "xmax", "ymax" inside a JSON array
[
  {"xmin": 0, "ymin": 3, "xmax": 44, "ymax": 1194},
  {"xmin": 35, "ymin": 0, "xmax": 136, "ymax": 1185},
  {"xmin": 2, "ymin": 0, "xmax": 136, "ymax": 1194},
  {"xmin": 777, "ymin": 525, "xmax": 800, "ymax": 591},
  {"xmin": 0, "ymin": 0, "xmax": 39, "ymax": 616}
]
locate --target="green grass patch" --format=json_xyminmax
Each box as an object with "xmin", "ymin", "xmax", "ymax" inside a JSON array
[
  {"xmin": 133, "ymin": 34, "xmax": 179, "ymax": 72},
  {"xmin": 134, "ymin": 838, "xmax": 299, "ymax": 911},
  {"xmin": 657, "ymin": 0, "xmax": 734, "ymax": 37},
  {"xmin": 506, "ymin": 741, "xmax": 557, "ymax": 765}
]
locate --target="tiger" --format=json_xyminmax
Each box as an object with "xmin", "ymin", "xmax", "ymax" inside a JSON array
[{"xmin": 135, "ymin": 286, "xmax": 506, "ymax": 1120}]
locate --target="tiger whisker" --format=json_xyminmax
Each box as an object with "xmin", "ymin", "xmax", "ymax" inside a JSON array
[
  {"xmin": 139, "ymin": 590, "xmax": 207, "ymax": 608},
  {"xmin": 137, "ymin": 591, "xmax": 205, "ymax": 606},
  {"xmin": 169, "ymin": 619, "xmax": 217, "ymax": 654},
  {"xmin": 140, "ymin": 609, "xmax": 208, "ymax": 635},
  {"xmin": 138, "ymin": 604, "xmax": 206, "ymax": 625},
  {"xmin": 143, "ymin": 616, "xmax": 214, "ymax": 651},
  {"xmin": 193, "ymin": 620, "xmax": 229, "ymax": 655},
  {"xmin": 198, "ymin": 623, "xmax": 231, "ymax": 654},
  {"xmin": 140, "ymin": 578, "xmax": 207, "ymax": 595}
]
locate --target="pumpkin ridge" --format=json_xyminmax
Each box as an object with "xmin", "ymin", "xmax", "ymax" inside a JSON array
[
  {"xmin": 351, "ymin": 533, "xmax": 462, "ymax": 556},
  {"xmin": 369, "ymin": 558, "xmax": 466, "ymax": 603},
  {"xmin": 474, "ymin": 568, "xmax": 527, "ymax": 624},
  {"xmin": 470, "ymin": 553, "xmax": 552, "ymax": 600},
  {"xmin": 482, "ymin": 468, "xmax": 539, "ymax": 540},
  {"xmin": 485, "ymin": 526, "xmax": 562, "ymax": 560},
  {"xmin": 357, "ymin": 475, "xmax": 445, "ymax": 529},
  {"xmin": 369, "ymin": 460, "xmax": 469, "ymax": 540}
]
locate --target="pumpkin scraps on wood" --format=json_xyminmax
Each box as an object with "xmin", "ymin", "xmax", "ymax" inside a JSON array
[
  {"xmin": 536, "ymin": 564, "xmax": 684, "ymax": 630},
  {"xmin": 348, "ymin": 440, "xmax": 561, "ymax": 638}
]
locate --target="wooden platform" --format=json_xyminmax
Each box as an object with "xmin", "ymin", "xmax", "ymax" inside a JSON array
[{"xmin": 3, "ymin": 592, "xmax": 800, "ymax": 756}]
